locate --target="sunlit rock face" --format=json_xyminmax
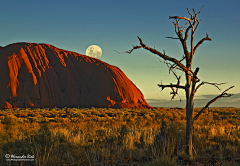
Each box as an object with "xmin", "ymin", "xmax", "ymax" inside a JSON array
[{"xmin": 0, "ymin": 42, "xmax": 151, "ymax": 109}]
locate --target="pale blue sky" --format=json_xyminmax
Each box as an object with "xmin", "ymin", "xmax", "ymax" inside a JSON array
[{"xmin": 1, "ymin": 0, "xmax": 239, "ymax": 107}]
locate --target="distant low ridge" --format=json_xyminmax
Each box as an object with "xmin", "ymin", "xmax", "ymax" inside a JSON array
[{"xmin": 0, "ymin": 42, "xmax": 151, "ymax": 109}]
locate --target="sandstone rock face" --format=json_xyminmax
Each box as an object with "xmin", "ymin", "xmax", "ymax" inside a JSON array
[{"xmin": 0, "ymin": 42, "xmax": 151, "ymax": 109}]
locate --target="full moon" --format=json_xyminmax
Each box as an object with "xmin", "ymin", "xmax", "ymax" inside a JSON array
[{"xmin": 86, "ymin": 45, "xmax": 102, "ymax": 59}]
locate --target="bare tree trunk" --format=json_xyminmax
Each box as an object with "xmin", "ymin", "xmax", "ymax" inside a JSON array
[{"xmin": 185, "ymin": 72, "xmax": 193, "ymax": 158}]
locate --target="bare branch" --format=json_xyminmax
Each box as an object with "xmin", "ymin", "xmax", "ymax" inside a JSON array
[
  {"xmin": 169, "ymin": 56, "xmax": 186, "ymax": 72},
  {"xmin": 159, "ymin": 58, "xmax": 185, "ymax": 99},
  {"xmin": 170, "ymin": 14, "xmax": 192, "ymax": 59},
  {"xmin": 166, "ymin": 36, "xmax": 179, "ymax": 39},
  {"xmin": 128, "ymin": 45, "xmax": 143, "ymax": 54},
  {"xmin": 114, "ymin": 50, "xmax": 128, "ymax": 54},
  {"xmin": 180, "ymin": 22, "xmax": 188, "ymax": 30},
  {"xmin": 193, "ymin": 86, "xmax": 234, "ymax": 121},
  {"xmin": 172, "ymin": 19, "xmax": 183, "ymax": 39},
  {"xmin": 167, "ymin": 21, "xmax": 187, "ymax": 40},
  {"xmin": 197, "ymin": 5, "xmax": 205, "ymax": 15},
  {"xmin": 169, "ymin": 65, "xmax": 180, "ymax": 80},
  {"xmin": 195, "ymin": 82, "xmax": 227, "ymax": 92},
  {"xmin": 159, "ymin": 54, "xmax": 199, "ymax": 81},
  {"xmin": 170, "ymin": 16, "xmax": 192, "ymax": 25},
  {"xmin": 193, "ymin": 8, "xmax": 197, "ymax": 15},
  {"xmin": 170, "ymin": 84, "xmax": 182, "ymax": 101},
  {"xmin": 194, "ymin": 20, "xmax": 201, "ymax": 32},
  {"xmin": 193, "ymin": 33, "xmax": 212, "ymax": 54},
  {"xmin": 170, "ymin": 69, "xmax": 182, "ymax": 100},
  {"xmin": 170, "ymin": 6, "xmax": 207, "ymax": 57},
  {"xmin": 136, "ymin": 36, "xmax": 189, "ymax": 72},
  {"xmin": 158, "ymin": 83, "xmax": 185, "ymax": 101},
  {"xmin": 222, "ymin": 86, "xmax": 234, "ymax": 94},
  {"xmin": 158, "ymin": 63, "xmax": 184, "ymax": 101},
  {"xmin": 188, "ymin": 5, "xmax": 205, "ymax": 20},
  {"xmin": 184, "ymin": 24, "xmax": 192, "ymax": 44},
  {"xmin": 114, "ymin": 45, "xmax": 143, "ymax": 54},
  {"xmin": 157, "ymin": 84, "xmax": 185, "ymax": 91},
  {"xmin": 158, "ymin": 58, "xmax": 185, "ymax": 73},
  {"xmin": 187, "ymin": 8, "xmax": 193, "ymax": 19}
]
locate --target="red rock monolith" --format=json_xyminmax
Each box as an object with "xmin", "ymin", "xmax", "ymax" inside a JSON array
[{"xmin": 0, "ymin": 42, "xmax": 151, "ymax": 109}]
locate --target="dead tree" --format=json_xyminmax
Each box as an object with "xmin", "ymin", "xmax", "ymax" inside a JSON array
[{"xmin": 121, "ymin": 6, "xmax": 234, "ymax": 158}]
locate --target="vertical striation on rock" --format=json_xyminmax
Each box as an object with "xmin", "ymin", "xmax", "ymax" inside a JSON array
[{"xmin": 0, "ymin": 42, "xmax": 151, "ymax": 109}]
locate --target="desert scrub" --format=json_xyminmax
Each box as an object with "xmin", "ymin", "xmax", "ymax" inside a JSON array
[{"xmin": 0, "ymin": 107, "xmax": 239, "ymax": 165}]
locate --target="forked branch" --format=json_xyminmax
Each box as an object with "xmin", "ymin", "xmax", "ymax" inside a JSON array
[{"xmin": 193, "ymin": 86, "xmax": 234, "ymax": 121}]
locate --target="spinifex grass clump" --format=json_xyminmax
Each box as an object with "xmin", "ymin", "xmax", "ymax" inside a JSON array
[{"xmin": 0, "ymin": 107, "xmax": 239, "ymax": 165}]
